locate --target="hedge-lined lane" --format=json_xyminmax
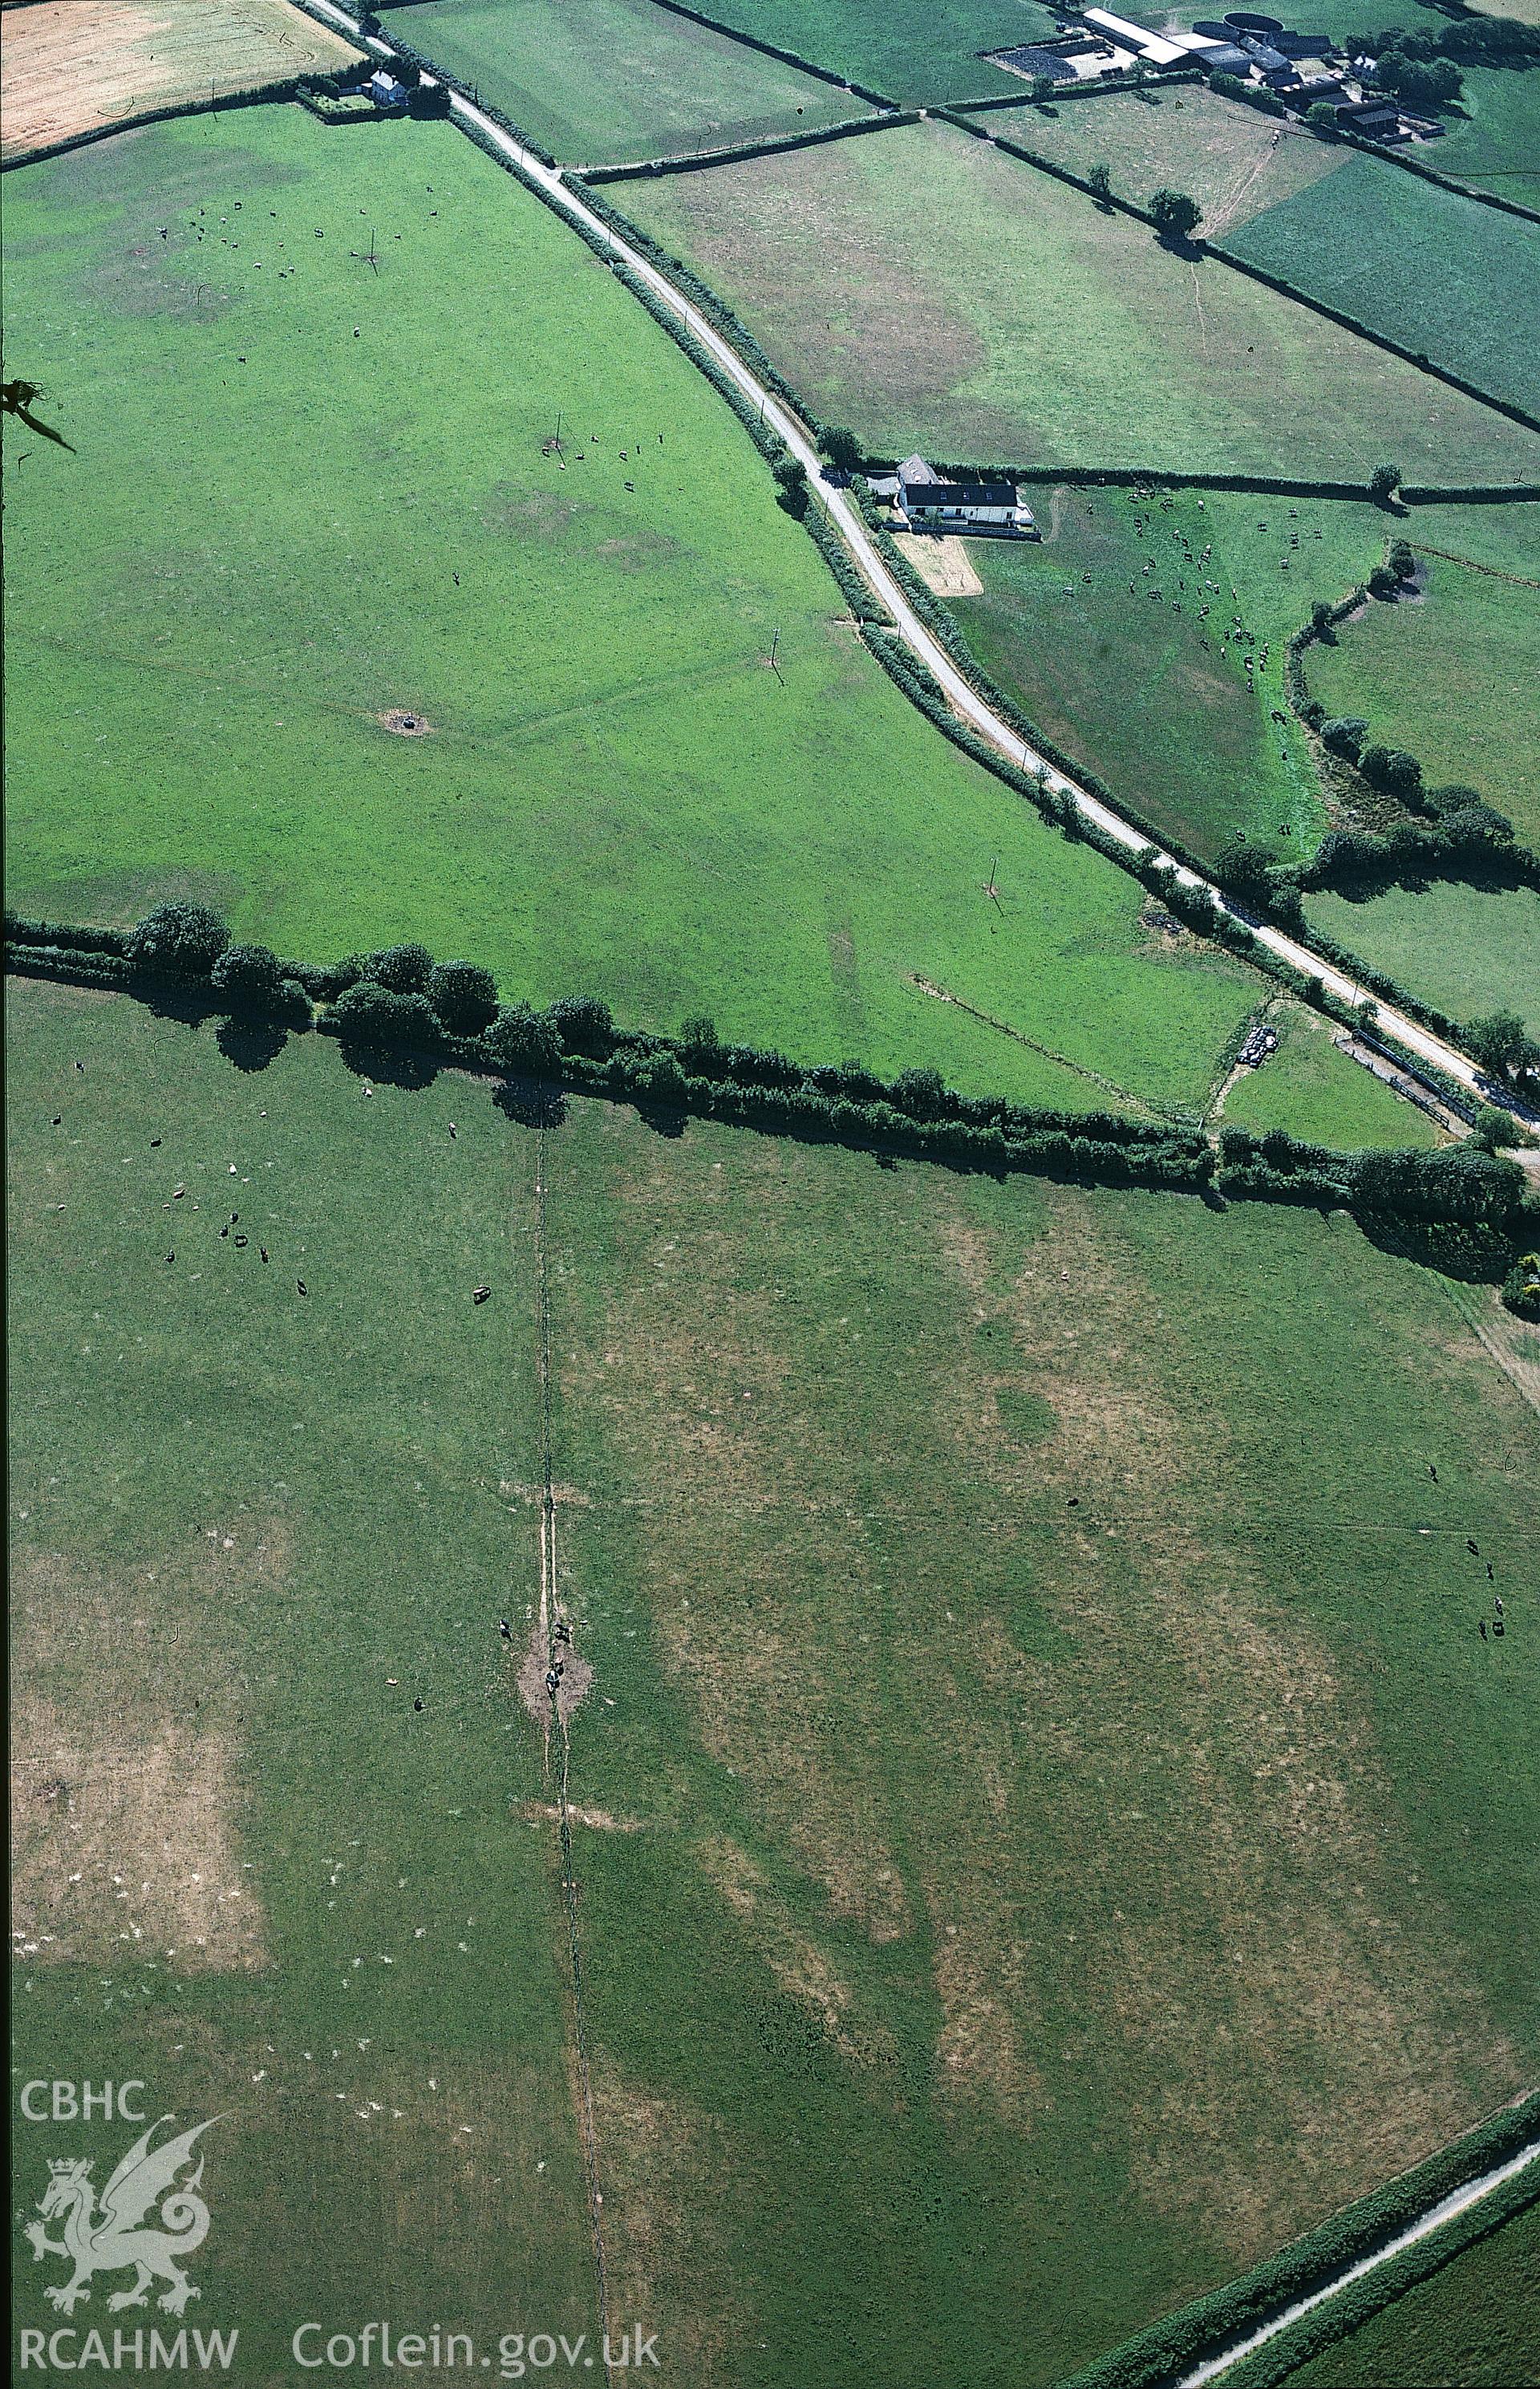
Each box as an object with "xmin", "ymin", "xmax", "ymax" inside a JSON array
[{"xmin": 294, "ymin": 0, "xmax": 1514, "ymax": 1114}]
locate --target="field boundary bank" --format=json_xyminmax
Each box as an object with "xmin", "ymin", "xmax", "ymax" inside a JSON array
[
  {"xmin": 0, "ymin": 75, "xmax": 311, "ymax": 173},
  {"xmin": 11, "ymin": 931, "xmax": 1539, "ymax": 1265},
  {"xmin": 60, "ymin": 0, "xmax": 1537, "ymax": 1113},
  {"xmin": 582, "ymin": 0, "xmax": 897, "ymax": 109},
  {"xmin": 870, "ymin": 466, "xmax": 1540, "ymax": 504},
  {"xmin": 960, "ymin": 83, "xmax": 1540, "ymax": 228},
  {"xmin": 908, "ymin": 975, "xmax": 1176, "ymax": 1122},
  {"xmin": 1317, "ymin": 109, "xmax": 1540, "ymax": 228},
  {"xmin": 1056, "ymin": 2092, "xmax": 1540, "ymax": 2389},
  {"xmin": 529, "ymin": 1126, "xmax": 615, "ymax": 2386},
  {"xmin": 579, "ymin": 107, "xmax": 912, "ymax": 184},
  {"xmin": 937, "ymin": 111, "xmax": 1540, "ymax": 436},
  {"xmin": 1408, "ymin": 540, "xmax": 1540, "ymax": 586},
  {"xmin": 1279, "ymin": 570, "xmax": 1540, "ymax": 906}
]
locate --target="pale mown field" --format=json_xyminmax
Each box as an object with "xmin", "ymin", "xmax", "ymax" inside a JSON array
[{"xmin": 0, "ymin": 0, "xmax": 359, "ymax": 159}]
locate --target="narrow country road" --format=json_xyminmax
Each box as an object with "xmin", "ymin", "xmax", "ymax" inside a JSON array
[
  {"xmin": 1174, "ymin": 2137, "xmax": 1539, "ymax": 2387},
  {"xmin": 306, "ymin": 0, "xmax": 1510, "ymax": 1109}
]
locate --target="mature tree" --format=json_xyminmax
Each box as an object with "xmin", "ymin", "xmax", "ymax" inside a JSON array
[
  {"xmin": 1388, "ymin": 537, "xmax": 1417, "ymax": 579},
  {"xmin": 1359, "ymin": 742, "xmax": 1423, "ymax": 801},
  {"xmin": 128, "ymin": 901, "xmax": 230, "ymax": 979},
  {"xmin": 1471, "ymin": 1104, "xmax": 1526, "ymax": 1152},
  {"xmin": 772, "ymin": 453, "xmax": 808, "ymax": 517},
  {"xmin": 331, "ymin": 981, "xmax": 437, "ymax": 1045},
  {"xmin": 1467, "ymin": 1008, "xmax": 1540, "ymax": 1082},
  {"xmin": 1502, "ymin": 1252, "xmax": 1540, "ymax": 1322},
  {"xmin": 545, "ymin": 994, "xmax": 615, "ymax": 1057},
  {"xmin": 1439, "ymin": 801, "xmax": 1514, "ymax": 853},
  {"xmin": 1380, "ymin": 54, "xmax": 1461, "ymax": 105},
  {"xmin": 211, "ymin": 941, "xmax": 283, "ymax": 1004},
  {"xmin": 1320, "ymin": 715, "xmax": 1369, "ymax": 761},
  {"xmin": 1368, "ymin": 460, "xmax": 1402, "ymax": 505},
  {"xmin": 893, "ymin": 1065, "xmax": 952, "ymax": 1121},
  {"xmin": 367, "ymin": 941, "xmax": 434, "ymax": 993},
  {"xmin": 484, "ymin": 1002, "xmax": 561, "ymax": 1074},
  {"xmin": 1087, "ymin": 161, "xmax": 1112, "ymax": 203},
  {"xmin": 1214, "ymin": 834, "xmax": 1282, "ymax": 899},
  {"xmin": 678, "ymin": 1015, "xmax": 722, "ymax": 1069},
  {"xmin": 1149, "ymin": 188, "xmax": 1202, "ymax": 241},
  {"xmin": 427, "ymin": 959, "xmax": 499, "ymax": 1033},
  {"xmin": 821, "ymin": 424, "xmax": 861, "ymax": 473},
  {"xmin": 1310, "ymin": 598, "xmax": 1336, "ymax": 635},
  {"xmin": 1306, "ymin": 99, "xmax": 1339, "ymax": 129}
]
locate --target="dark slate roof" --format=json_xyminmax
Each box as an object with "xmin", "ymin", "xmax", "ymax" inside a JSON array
[{"xmin": 905, "ymin": 483, "xmax": 1019, "ymax": 508}]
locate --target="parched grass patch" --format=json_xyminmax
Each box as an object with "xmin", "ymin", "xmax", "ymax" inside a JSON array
[
  {"xmin": 0, "ymin": 0, "xmax": 359, "ymax": 161},
  {"xmin": 3, "ymin": 103, "xmax": 1279, "ymax": 1119},
  {"xmin": 386, "ymin": 0, "xmax": 873, "ymax": 167},
  {"xmin": 615, "ymin": 116, "xmax": 1540, "ymax": 479},
  {"xmin": 7, "ymin": 977, "xmax": 594, "ymax": 2361},
  {"xmin": 10, "ymin": 980, "xmax": 1538, "ymax": 2381},
  {"xmin": 1306, "ymin": 525, "xmax": 1540, "ymax": 848},
  {"xmin": 549, "ymin": 1093, "xmax": 1539, "ymax": 2384},
  {"xmin": 1307, "ymin": 880, "xmax": 1540, "ymax": 1036},
  {"xmin": 963, "ymin": 85, "xmax": 1349, "ymax": 239},
  {"xmin": 1222, "ymin": 151, "xmax": 1540, "ymax": 422},
  {"xmin": 949, "ymin": 482, "xmax": 1386, "ymax": 864}
]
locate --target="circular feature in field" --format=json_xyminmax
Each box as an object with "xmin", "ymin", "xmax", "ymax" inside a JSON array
[{"xmin": 379, "ymin": 708, "xmax": 434, "ymax": 736}]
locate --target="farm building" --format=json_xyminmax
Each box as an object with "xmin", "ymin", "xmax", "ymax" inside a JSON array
[
  {"xmin": 878, "ymin": 456, "xmax": 1038, "ymax": 537},
  {"xmin": 1332, "ymin": 97, "xmax": 1408, "ymax": 139},
  {"xmin": 1080, "ymin": 10, "xmax": 1193, "ymax": 67}
]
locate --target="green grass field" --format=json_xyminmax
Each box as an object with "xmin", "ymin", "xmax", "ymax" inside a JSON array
[
  {"xmin": 1260, "ymin": 2196, "xmax": 1540, "ymax": 2387},
  {"xmin": 3, "ymin": 103, "xmax": 1301, "ymax": 1121},
  {"xmin": 11, "ymin": 975, "xmax": 1539, "ymax": 2382},
  {"xmin": 1305, "ymin": 528, "xmax": 1540, "ymax": 847},
  {"xmin": 615, "ymin": 117, "xmax": 1540, "ymax": 479},
  {"xmin": 949, "ymin": 483, "xmax": 1386, "ymax": 864},
  {"xmin": 1433, "ymin": 66, "xmax": 1540, "ymax": 206},
  {"xmin": 962, "ymin": 86, "xmax": 1350, "ymax": 237},
  {"xmin": 8, "ymin": 975, "xmax": 598, "ymax": 2366},
  {"xmin": 386, "ymin": 0, "xmax": 870, "ymax": 165},
  {"xmin": 1222, "ymin": 1001, "xmax": 1442, "ymax": 1148},
  {"xmin": 1307, "ymin": 882, "xmax": 1540, "ymax": 1035},
  {"xmin": 610, "ymin": 0, "xmax": 1068, "ymax": 104},
  {"xmin": 1222, "ymin": 152, "xmax": 1540, "ymax": 422}
]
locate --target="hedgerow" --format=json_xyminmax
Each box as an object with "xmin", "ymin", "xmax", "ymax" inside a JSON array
[
  {"xmin": 585, "ymin": 111, "xmax": 914, "ymax": 184},
  {"xmin": 0, "ymin": 77, "xmax": 302, "ymax": 174},
  {"xmin": 1057, "ymin": 2092, "xmax": 1540, "ymax": 2389},
  {"xmin": 633, "ymin": 0, "xmax": 897, "ymax": 108},
  {"xmin": 12, "ymin": 914, "xmax": 1535, "ymax": 1253}
]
